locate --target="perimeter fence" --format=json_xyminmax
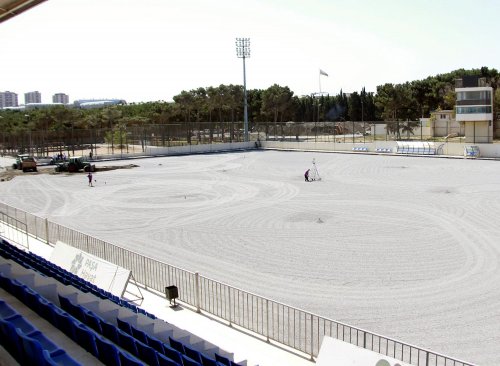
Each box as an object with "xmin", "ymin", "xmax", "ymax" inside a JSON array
[
  {"xmin": 1, "ymin": 120, "xmax": 495, "ymax": 158},
  {"xmin": 0, "ymin": 202, "xmax": 476, "ymax": 366}
]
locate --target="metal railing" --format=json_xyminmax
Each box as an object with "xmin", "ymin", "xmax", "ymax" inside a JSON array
[{"xmin": 0, "ymin": 202, "xmax": 476, "ymax": 365}]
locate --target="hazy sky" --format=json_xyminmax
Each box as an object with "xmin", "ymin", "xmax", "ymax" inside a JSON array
[{"xmin": 1, "ymin": 0, "xmax": 499, "ymax": 104}]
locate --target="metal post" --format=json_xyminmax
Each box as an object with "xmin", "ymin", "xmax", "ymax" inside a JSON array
[
  {"xmin": 310, "ymin": 313, "xmax": 314, "ymax": 360},
  {"xmin": 195, "ymin": 271, "xmax": 201, "ymax": 313},
  {"xmin": 45, "ymin": 218, "xmax": 50, "ymax": 245},
  {"xmin": 236, "ymin": 38, "xmax": 251, "ymax": 142},
  {"xmin": 266, "ymin": 299, "xmax": 270, "ymax": 342}
]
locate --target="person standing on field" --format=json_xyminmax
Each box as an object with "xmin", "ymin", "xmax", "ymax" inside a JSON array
[
  {"xmin": 87, "ymin": 171, "xmax": 93, "ymax": 187},
  {"xmin": 304, "ymin": 169, "xmax": 310, "ymax": 182}
]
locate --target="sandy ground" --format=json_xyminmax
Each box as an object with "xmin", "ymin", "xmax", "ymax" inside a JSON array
[{"xmin": 0, "ymin": 151, "xmax": 499, "ymax": 365}]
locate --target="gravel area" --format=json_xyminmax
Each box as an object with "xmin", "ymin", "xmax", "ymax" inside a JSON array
[{"xmin": 1, "ymin": 151, "xmax": 499, "ymax": 365}]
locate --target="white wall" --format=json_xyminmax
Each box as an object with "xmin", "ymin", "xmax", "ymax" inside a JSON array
[{"xmin": 261, "ymin": 140, "xmax": 500, "ymax": 158}]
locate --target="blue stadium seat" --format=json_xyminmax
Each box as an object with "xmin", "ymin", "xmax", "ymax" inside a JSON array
[
  {"xmin": 73, "ymin": 322, "xmax": 98, "ymax": 357},
  {"xmin": 162, "ymin": 344, "xmax": 184, "ymax": 365},
  {"xmin": 0, "ymin": 300, "xmax": 17, "ymax": 319},
  {"xmin": 83, "ymin": 309, "xmax": 103, "ymax": 333},
  {"xmin": 118, "ymin": 329, "xmax": 139, "ymax": 357},
  {"xmin": 131, "ymin": 325, "xmax": 149, "ymax": 344},
  {"xmin": 54, "ymin": 309, "xmax": 78, "ymax": 341},
  {"xmin": 101, "ymin": 320, "xmax": 120, "ymax": 344},
  {"xmin": 2, "ymin": 314, "xmax": 36, "ymax": 334},
  {"xmin": 0, "ymin": 317, "xmax": 23, "ymax": 362},
  {"xmin": 43, "ymin": 349, "xmax": 82, "ymax": 366},
  {"xmin": 182, "ymin": 354, "xmax": 202, "ymax": 366},
  {"xmin": 95, "ymin": 335, "xmax": 121, "ymax": 366},
  {"xmin": 169, "ymin": 336, "xmax": 185, "ymax": 354},
  {"xmin": 200, "ymin": 353, "xmax": 218, "ymax": 366},
  {"xmin": 157, "ymin": 352, "xmax": 180, "ymax": 366},
  {"xmin": 146, "ymin": 334, "xmax": 165, "ymax": 354},
  {"xmin": 184, "ymin": 344, "xmax": 202, "ymax": 364},
  {"xmin": 136, "ymin": 341, "xmax": 159, "ymax": 366},
  {"xmin": 117, "ymin": 317, "xmax": 133, "ymax": 334},
  {"xmin": 119, "ymin": 350, "xmax": 145, "ymax": 366},
  {"xmin": 215, "ymin": 353, "xmax": 231, "ymax": 366}
]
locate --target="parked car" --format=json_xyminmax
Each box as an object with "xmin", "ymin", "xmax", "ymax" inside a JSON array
[
  {"xmin": 12, "ymin": 154, "xmax": 37, "ymax": 172},
  {"xmin": 55, "ymin": 156, "xmax": 95, "ymax": 173}
]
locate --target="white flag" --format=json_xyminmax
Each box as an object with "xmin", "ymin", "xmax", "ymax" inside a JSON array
[{"xmin": 319, "ymin": 69, "xmax": 329, "ymax": 77}]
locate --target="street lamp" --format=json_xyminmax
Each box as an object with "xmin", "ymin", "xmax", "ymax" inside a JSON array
[{"xmin": 236, "ymin": 37, "xmax": 250, "ymax": 142}]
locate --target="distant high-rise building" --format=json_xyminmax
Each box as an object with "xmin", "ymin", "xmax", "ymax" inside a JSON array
[
  {"xmin": 53, "ymin": 93, "xmax": 69, "ymax": 104},
  {"xmin": 25, "ymin": 91, "xmax": 41, "ymax": 104},
  {"xmin": 0, "ymin": 91, "xmax": 18, "ymax": 108}
]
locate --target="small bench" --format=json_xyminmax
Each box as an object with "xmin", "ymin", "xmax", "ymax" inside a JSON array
[
  {"xmin": 376, "ymin": 148, "xmax": 392, "ymax": 153},
  {"xmin": 352, "ymin": 147, "xmax": 368, "ymax": 152}
]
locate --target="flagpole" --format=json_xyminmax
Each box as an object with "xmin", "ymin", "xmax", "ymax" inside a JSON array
[{"xmin": 319, "ymin": 69, "xmax": 322, "ymax": 93}]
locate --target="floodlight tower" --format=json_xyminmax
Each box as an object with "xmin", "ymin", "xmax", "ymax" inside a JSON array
[{"xmin": 236, "ymin": 37, "xmax": 250, "ymax": 142}]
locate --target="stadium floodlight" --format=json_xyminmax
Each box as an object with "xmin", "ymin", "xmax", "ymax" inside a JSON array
[{"xmin": 236, "ymin": 37, "xmax": 250, "ymax": 142}]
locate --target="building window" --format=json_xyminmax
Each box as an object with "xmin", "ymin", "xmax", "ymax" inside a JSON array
[{"xmin": 456, "ymin": 90, "xmax": 491, "ymax": 101}]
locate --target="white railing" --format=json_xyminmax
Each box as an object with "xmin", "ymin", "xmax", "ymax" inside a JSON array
[{"xmin": 0, "ymin": 202, "xmax": 476, "ymax": 365}]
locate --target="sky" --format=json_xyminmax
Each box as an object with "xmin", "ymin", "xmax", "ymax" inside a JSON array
[{"xmin": 1, "ymin": 0, "xmax": 499, "ymax": 104}]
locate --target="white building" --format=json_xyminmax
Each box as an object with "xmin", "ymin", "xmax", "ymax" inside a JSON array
[
  {"xmin": 455, "ymin": 77, "xmax": 494, "ymax": 143},
  {"xmin": 419, "ymin": 110, "xmax": 464, "ymax": 138},
  {"xmin": 0, "ymin": 91, "xmax": 18, "ymax": 108},
  {"xmin": 25, "ymin": 91, "xmax": 42, "ymax": 104},
  {"xmin": 52, "ymin": 93, "xmax": 69, "ymax": 104}
]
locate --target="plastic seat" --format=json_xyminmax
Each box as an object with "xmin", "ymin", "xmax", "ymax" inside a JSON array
[
  {"xmin": 37, "ymin": 297, "xmax": 60, "ymax": 326},
  {"xmin": 146, "ymin": 334, "xmax": 164, "ymax": 353},
  {"xmin": 118, "ymin": 329, "xmax": 139, "ymax": 356},
  {"xmin": 54, "ymin": 310, "xmax": 78, "ymax": 340},
  {"xmin": 0, "ymin": 318, "xmax": 23, "ymax": 362},
  {"xmin": 131, "ymin": 325, "xmax": 149, "ymax": 344},
  {"xmin": 157, "ymin": 353, "xmax": 179, "ymax": 366},
  {"xmin": 182, "ymin": 354, "xmax": 202, "ymax": 366},
  {"xmin": 117, "ymin": 317, "xmax": 132, "ymax": 334},
  {"xmin": 184, "ymin": 345, "xmax": 202, "ymax": 364},
  {"xmin": 119, "ymin": 350, "xmax": 145, "ymax": 366},
  {"xmin": 74, "ymin": 322, "xmax": 98, "ymax": 357},
  {"xmin": 0, "ymin": 300, "xmax": 17, "ymax": 319},
  {"xmin": 200, "ymin": 353, "xmax": 218, "ymax": 366},
  {"xmin": 43, "ymin": 349, "xmax": 82, "ymax": 366},
  {"xmin": 9, "ymin": 279, "xmax": 26, "ymax": 300},
  {"xmin": 101, "ymin": 320, "xmax": 119, "ymax": 344},
  {"xmin": 215, "ymin": 353, "xmax": 231, "ymax": 366},
  {"xmin": 2, "ymin": 314, "xmax": 36, "ymax": 334},
  {"xmin": 168, "ymin": 336, "xmax": 185, "ymax": 354},
  {"xmin": 136, "ymin": 341, "xmax": 159, "ymax": 366},
  {"xmin": 24, "ymin": 287, "xmax": 42, "ymax": 311},
  {"xmin": 84, "ymin": 309, "xmax": 103, "ymax": 333},
  {"xmin": 95, "ymin": 335, "xmax": 121, "ymax": 366},
  {"xmin": 162, "ymin": 344, "xmax": 184, "ymax": 365}
]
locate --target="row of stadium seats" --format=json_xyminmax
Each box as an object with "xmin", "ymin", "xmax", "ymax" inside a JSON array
[
  {"xmin": 352, "ymin": 147, "xmax": 369, "ymax": 152},
  {"xmin": 0, "ymin": 299, "xmax": 80, "ymax": 365},
  {"xmin": 0, "ymin": 239, "xmax": 244, "ymax": 365},
  {"xmin": 0, "ymin": 239, "xmax": 155, "ymax": 318}
]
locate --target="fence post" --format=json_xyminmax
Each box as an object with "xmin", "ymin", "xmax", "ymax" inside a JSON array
[
  {"xmin": 363, "ymin": 331, "xmax": 366, "ymax": 349},
  {"xmin": 266, "ymin": 299, "xmax": 270, "ymax": 342},
  {"xmin": 195, "ymin": 272, "xmax": 201, "ymax": 313},
  {"xmin": 310, "ymin": 313, "xmax": 314, "ymax": 360},
  {"xmin": 426, "ymin": 351, "xmax": 429, "ymax": 366},
  {"xmin": 45, "ymin": 218, "xmax": 50, "ymax": 245},
  {"xmin": 228, "ymin": 287, "xmax": 232, "ymax": 327}
]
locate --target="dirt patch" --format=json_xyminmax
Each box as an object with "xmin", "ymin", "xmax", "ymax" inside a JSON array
[{"xmin": 0, "ymin": 164, "xmax": 139, "ymax": 182}]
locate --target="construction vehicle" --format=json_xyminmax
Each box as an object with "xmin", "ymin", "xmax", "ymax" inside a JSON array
[
  {"xmin": 55, "ymin": 156, "xmax": 95, "ymax": 173},
  {"xmin": 12, "ymin": 154, "xmax": 38, "ymax": 172}
]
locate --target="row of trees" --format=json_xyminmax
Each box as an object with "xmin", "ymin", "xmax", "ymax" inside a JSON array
[{"xmin": 0, "ymin": 67, "xmax": 498, "ymax": 135}]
